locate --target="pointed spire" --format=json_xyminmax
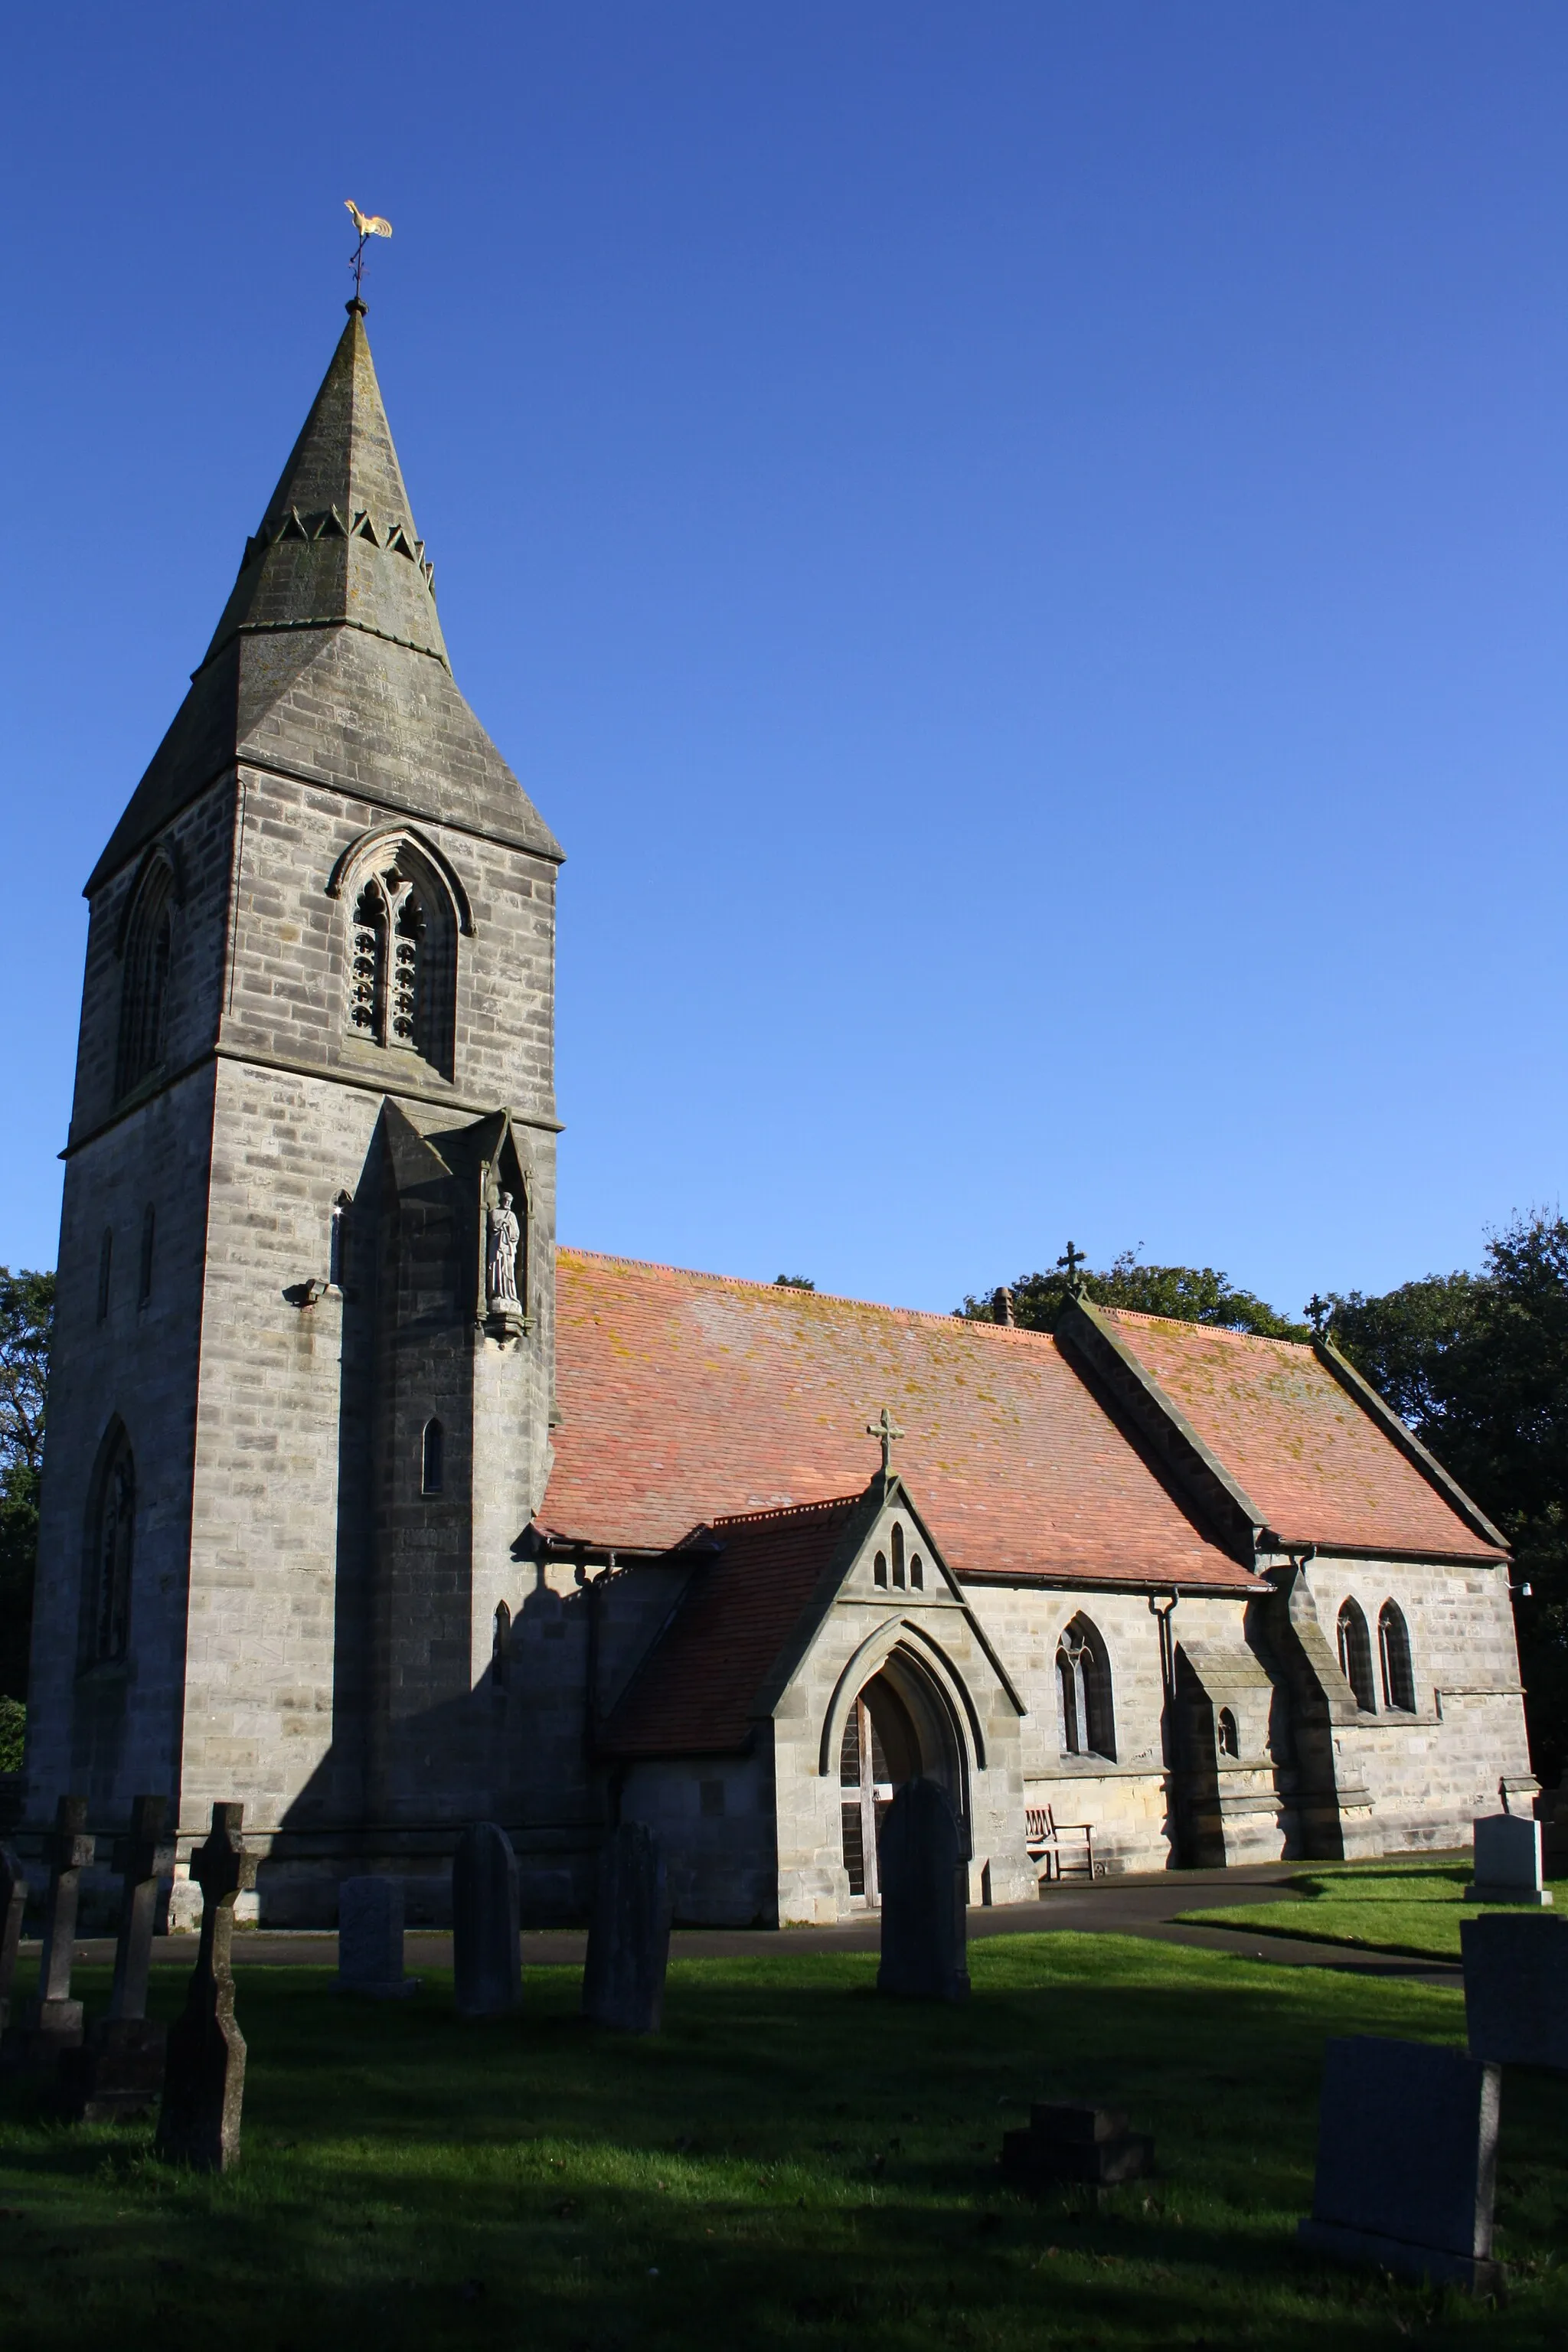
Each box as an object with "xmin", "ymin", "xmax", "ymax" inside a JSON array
[{"xmin": 200, "ymin": 303, "xmax": 449, "ymax": 671}]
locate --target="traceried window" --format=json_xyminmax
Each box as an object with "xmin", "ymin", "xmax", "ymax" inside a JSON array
[
  {"xmin": 1057, "ymin": 1615, "xmax": 1116, "ymax": 1761},
  {"xmin": 1337, "ymin": 1599, "xmax": 1377, "ymax": 1712},
  {"xmin": 117, "ymin": 860, "xmax": 175, "ymax": 1097},
  {"xmin": 342, "ymin": 849, "xmax": 456, "ymax": 1075},
  {"xmin": 85, "ymin": 1423, "xmax": 135, "ymax": 1666},
  {"xmin": 1378, "ymin": 1601, "xmax": 1416, "ymax": 1713}
]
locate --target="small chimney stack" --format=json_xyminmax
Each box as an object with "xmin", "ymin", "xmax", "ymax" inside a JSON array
[{"xmin": 992, "ymin": 1286, "xmax": 1014, "ymax": 1327}]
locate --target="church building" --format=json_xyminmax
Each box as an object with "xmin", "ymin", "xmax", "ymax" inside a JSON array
[{"xmin": 24, "ymin": 303, "xmax": 1534, "ymax": 1924}]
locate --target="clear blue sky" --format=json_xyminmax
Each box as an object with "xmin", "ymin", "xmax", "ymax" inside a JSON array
[{"xmin": 3, "ymin": 5, "xmax": 1564, "ymax": 1317}]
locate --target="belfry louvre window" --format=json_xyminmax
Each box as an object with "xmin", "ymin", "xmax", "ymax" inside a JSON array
[
  {"xmin": 85, "ymin": 1424, "xmax": 136, "ymax": 1666},
  {"xmin": 1337, "ymin": 1599, "xmax": 1377, "ymax": 1712},
  {"xmin": 343, "ymin": 849, "xmax": 456, "ymax": 1075},
  {"xmin": 1378, "ymin": 1601, "xmax": 1416, "ymax": 1713},
  {"xmin": 117, "ymin": 861, "xmax": 175, "ymax": 1097}
]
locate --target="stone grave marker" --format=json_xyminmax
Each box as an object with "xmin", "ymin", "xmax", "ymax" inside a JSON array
[
  {"xmin": 876, "ymin": 1777, "xmax": 969, "ymax": 2004},
  {"xmin": 452, "ymin": 1821, "xmax": 521, "ymax": 2018},
  {"xmin": 1297, "ymin": 2035, "xmax": 1501, "ymax": 2292},
  {"xmin": 2, "ymin": 1795, "xmax": 94, "ymax": 2068},
  {"xmin": 338, "ymin": 1876, "xmax": 420, "ymax": 1998},
  {"xmin": 1001, "ymin": 2101, "xmax": 1154, "ymax": 2188},
  {"xmin": 1463, "ymin": 1913, "xmax": 1568, "ymax": 2073},
  {"xmin": 155, "ymin": 1803, "xmax": 257, "ymax": 2171},
  {"xmin": 60, "ymin": 1795, "xmax": 175, "ymax": 2121},
  {"xmin": 1466, "ymin": 1814, "xmax": 1553, "ymax": 1906},
  {"xmin": 0, "ymin": 1846, "xmax": 26, "ymax": 2034},
  {"xmin": 582, "ymin": 1822, "xmax": 671, "ymax": 2033}
]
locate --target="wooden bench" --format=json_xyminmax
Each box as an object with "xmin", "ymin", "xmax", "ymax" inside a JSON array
[{"xmin": 1025, "ymin": 1804, "xmax": 1100, "ymax": 1883}]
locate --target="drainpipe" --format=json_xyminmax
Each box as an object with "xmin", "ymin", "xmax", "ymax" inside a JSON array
[{"xmin": 1148, "ymin": 1588, "xmax": 1180, "ymax": 1766}]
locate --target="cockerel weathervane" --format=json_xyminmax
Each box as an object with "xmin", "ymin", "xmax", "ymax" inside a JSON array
[{"xmin": 345, "ymin": 200, "xmax": 393, "ymax": 303}]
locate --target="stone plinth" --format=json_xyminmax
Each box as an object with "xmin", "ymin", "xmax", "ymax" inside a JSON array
[
  {"xmin": 1466, "ymin": 1815, "xmax": 1552, "ymax": 1906},
  {"xmin": 1001, "ymin": 2102, "xmax": 1154, "ymax": 2187}
]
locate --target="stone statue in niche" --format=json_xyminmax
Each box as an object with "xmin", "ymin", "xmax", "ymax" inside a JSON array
[{"xmin": 487, "ymin": 1191, "xmax": 522, "ymax": 1318}]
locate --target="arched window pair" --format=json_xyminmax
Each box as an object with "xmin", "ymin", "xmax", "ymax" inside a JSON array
[
  {"xmin": 117, "ymin": 858, "xmax": 175, "ymax": 1098},
  {"xmin": 1057, "ymin": 1615, "xmax": 1116, "ymax": 1761},
  {"xmin": 1337, "ymin": 1598, "xmax": 1415, "ymax": 1714},
  {"xmin": 872, "ymin": 1522, "xmax": 924, "ymax": 1591},
  {"xmin": 83, "ymin": 1423, "xmax": 136, "ymax": 1667},
  {"xmin": 341, "ymin": 841, "xmax": 458, "ymax": 1076}
]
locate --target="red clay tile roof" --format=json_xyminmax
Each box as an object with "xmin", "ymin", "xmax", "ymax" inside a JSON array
[
  {"xmin": 544, "ymin": 1251, "xmax": 1255, "ymax": 1590},
  {"xmin": 599, "ymin": 1495, "xmax": 863, "ymax": 1757},
  {"xmin": 1097, "ymin": 1310, "xmax": 1503, "ymax": 1560}
]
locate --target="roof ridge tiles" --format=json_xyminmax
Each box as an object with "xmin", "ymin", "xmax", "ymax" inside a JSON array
[
  {"xmin": 707, "ymin": 1494, "xmax": 864, "ymax": 1534},
  {"xmin": 555, "ymin": 1244, "xmax": 1055, "ymax": 1339},
  {"xmin": 1099, "ymin": 1305, "xmax": 1310, "ymax": 1352}
]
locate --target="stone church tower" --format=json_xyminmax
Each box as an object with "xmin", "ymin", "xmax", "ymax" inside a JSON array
[{"xmin": 28, "ymin": 302, "xmax": 564, "ymax": 1909}]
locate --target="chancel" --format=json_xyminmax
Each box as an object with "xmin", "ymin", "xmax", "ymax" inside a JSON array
[{"xmin": 21, "ymin": 289, "xmax": 1534, "ymax": 1929}]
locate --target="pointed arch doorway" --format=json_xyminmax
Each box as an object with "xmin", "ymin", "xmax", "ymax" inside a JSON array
[{"xmin": 837, "ymin": 1651, "xmax": 968, "ymax": 1906}]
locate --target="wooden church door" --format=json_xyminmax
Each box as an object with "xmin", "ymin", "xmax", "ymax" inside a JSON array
[{"xmin": 839, "ymin": 1695, "xmax": 895, "ymax": 1904}]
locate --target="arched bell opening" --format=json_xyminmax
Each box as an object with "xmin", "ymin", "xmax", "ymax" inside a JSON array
[{"xmin": 838, "ymin": 1645, "xmax": 969, "ymax": 1907}]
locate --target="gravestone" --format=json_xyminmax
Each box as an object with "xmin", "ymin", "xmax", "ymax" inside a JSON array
[
  {"xmin": 60, "ymin": 1795, "xmax": 175, "ymax": 2121},
  {"xmin": 452, "ymin": 1822, "xmax": 521, "ymax": 2018},
  {"xmin": 1466, "ymin": 1814, "xmax": 1553, "ymax": 1906},
  {"xmin": 1463, "ymin": 1913, "xmax": 1568, "ymax": 2073},
  {"xmin": 0, "ymin": 1847, "xmax": 26, "ymax": 2034},
  {"xmin": 582, "ymin": 1823, "xmax": 671, "ymax": 2033},
  {"xmin": 338, "ymin": 1877, "xmax": 419, "ymax": 1998},
  {"xmin": 1002, "ymin": 2101, "xmax": 1154, "ymax": 2187},
  {"xmin": 155, "ymin": 1803, "xmax": 257, "ymax": 2171},
  {"xmin": 1297, "ymin": 2036, "xmax": 1501, "ymax": 2292},
  {"xmin": 2, "ymin": 1795, "xmax": 94, "ymax": 2067},
  {"xmin": 876, "ymin": 1777, "xmax": 969, "ymax": 2004}
]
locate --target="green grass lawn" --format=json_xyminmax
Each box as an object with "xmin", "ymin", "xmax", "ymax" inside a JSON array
[
  {"xmin": 0, "ymin": 1933, "xmax": 1564, "ymax": 2351},
  {"xmin": 1178, "ymin": 1860, "xmax": 1560, "ymax": 1964}
]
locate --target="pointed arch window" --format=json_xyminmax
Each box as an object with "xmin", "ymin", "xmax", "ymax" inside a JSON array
[
  {"xmin": 1337, "ymin": 1599, "xmax": 1377, "ymax": 1712},
  {"xmin": 84, "ymin": 1423, "xmax": 136, "ymax": 1667},
  {"xmin": 421, "ymin": 1417, "xmax": 444, "ymax": 1497},
  {"xmin": 1057, "ymin": 1615, "xmax": 1116, "ymax": 1761},
  {"xmin": 1217, "ymin": 1707, "xmax": 1240, "ymax": 1759},
  {"xmin": 340, "ymin": 841, "xmax": 457, "ymax": 1076},
  {"xmin": 1378, "ymin": 1601, "xmax": 1416, "ymax": 1713},
  {"xmin": 117, "ymin": 860, "xmax": 175, "ymax": 1097},
  {"xmin": 492, "ymin": 1600, "xmax": 511, "ymax": 1687}
]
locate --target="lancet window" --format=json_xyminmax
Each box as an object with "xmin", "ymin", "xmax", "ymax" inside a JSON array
[
  {"xmin": 1378, "ymin": 1601, "xmax": 1416, "ymax": 1713},
  {"xmin": 117, "ymin": 860, "xmax": 175, "ymax": 1097},
  {"xmin": 85, "ymin": 1424, "xmax": 135, "ymax": 1667},
  {"xmin": 343, "ymin": 845, "xmax": 456, "ymax": 1075},
  {"xmin": 1337, "ymin": 1599, "xmax": 1377, "ymax": 1712}
]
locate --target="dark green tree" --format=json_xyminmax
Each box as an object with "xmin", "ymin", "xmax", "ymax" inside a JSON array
[
  {"xmin": 0, "ymin": 1266, "xmax": 54, "ymax": 1705},
  {"xmin": 959, "ymin": 1250, "xmax": 1309, "ymax": 1340}
]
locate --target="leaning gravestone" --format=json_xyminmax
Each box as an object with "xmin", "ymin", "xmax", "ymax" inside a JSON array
[
  {"xmin": 1466, "ymin": 1815, "xmax": 1553, "ymax": 1906},
  {"xmin": 1002, "ymin": 2101, "xmax": 1154, "ymax": 2187},
  {"xmin": 876, "ymin": 1777, "xmax": 969, "ymax": 2004},
  {"xmin": 338, "ymin": 1876, "xmax": 420, "ymax": 1998},
  {"xmin": 452, "ymin": 1822, "xmax": 521, "ymax": 2017},
  {"xmin": 582, "ymin": 1822, "xmax": 671, "ymax": 2033},
  {"xmin": 0, "ymin": 1846, "xmax": 26, "ymax": 2034},
  {"xmin": 2, "ymin": 1795, "xmax": 94, "ymax": 2068},
  {"xmin": 155, "ymin": 1803, "xmax": 257, "ymax": 2171},
  {"xmin": 1297, "ymin": 2036, "xmax": 1501, "ymax": 2292},
  {"xmin": 60, "ymin": 1795, "xmax": 175, "ymax": 2121},
  {"xmin": 1463, "ymin": 1913, "xmax": 1568, "ymax": 2073}
]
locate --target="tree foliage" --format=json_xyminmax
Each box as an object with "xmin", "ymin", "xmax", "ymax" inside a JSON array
[
  {"xmin": 959, "ymin": 1250, "xmax": 1309, "ymax": 1340},
  {"xmin": 0, "ymin": 1266, "xmax": 53, "ymax": 1706}
]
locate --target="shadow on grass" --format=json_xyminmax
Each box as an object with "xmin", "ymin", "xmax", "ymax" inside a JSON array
[{"xmin": 0, "ymin": 1936, "xmax": 1562, "ymax": 2351}]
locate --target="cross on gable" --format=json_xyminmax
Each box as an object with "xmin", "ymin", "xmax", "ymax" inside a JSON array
[
  {"xmin": 191, "ymin": 1803, "xmax": 257, "ymax": 1907},
  {"xmin": 1057, "ymin": 1240, "xmax": 1086, "ymax": 1297},
  {"xmin": 866, "ymin": 1406, "xmax": 905, "ymax": 1478},
  {"xmin": 1306, "ymin": 1293, "xmax": 1331, "ymax": 1338}
]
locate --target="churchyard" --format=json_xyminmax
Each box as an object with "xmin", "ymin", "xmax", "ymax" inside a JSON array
[{"xmin": 0, "ymin": 1927, "xmax": 1566, "ymax": 2351}]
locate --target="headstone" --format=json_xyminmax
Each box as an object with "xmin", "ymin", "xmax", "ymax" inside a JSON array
[
  {"xmin": 1463, "ymin": 1913, "xmax": 1568, "ymax": 2073},
  {"xmin": 582, "ymin": 1822, "xmax": 671, "ymax": 2033},
  {"xmin": 1, "ymin": 1795, "xmax": 94, "ymax": 2067},
  {"xmin": 1466, "ymin": 1814, "xmax": 1553, "ymax": 1906},
  {"xmin": 1296, "ymin": 2036, "xmax": 1502, "ymax": 2293},
  {"xmin": 0, "ymin": 1846, "xmax": 26, "ymax": 2033},
  {"xmin": 876, "ymin": 1777, "xmax": 969, "ymax": 2004},
  {"xmin": 1002, "ymin": 2102, "xmax": 1154, "ymax": 2187},
  {"xmin": 155, "ymin": 1803, "xmax": 257, "ymax": 2171},
  {"xmin": 451, "ymin": 1821, "xmax": 521, "ymax": 2018},
  {"xmin": 59, "ymin": 1795, "xmax": 175, "ymax": 2121},
  {"xmin": 338, "ymin": 1876, "xmax": 419, "ymax": 1998}
]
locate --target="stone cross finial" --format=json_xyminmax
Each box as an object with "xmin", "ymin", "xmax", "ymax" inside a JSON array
[
  {"xmin": 109, "ymin": 1795, "xmax": 175, "ymax": 2025},
  {"xmin": 28, "ymin": 1794, "xmax": 94, "ymax": 2053},
  {"xmin": 866, "ymin": 1406, "xmax": 905, "ymax": 1478},
  {"xmin": 1306, "ymin": 1293, "xmax": 1331, "ymax": 1339},
  {"xmin": 155, "ymin": 1802, "xmax": 258, "ymax": 2172},
  {"xmin": 1057, "ymin": 1241, "xmax": 1086, "ymax": 1298}
]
